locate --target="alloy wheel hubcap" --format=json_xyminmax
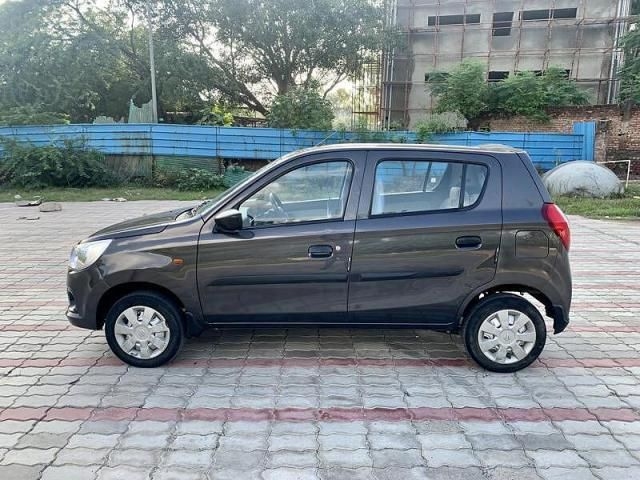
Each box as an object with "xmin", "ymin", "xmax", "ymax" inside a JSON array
[
  {"xmin": 114, "ymin": 306, "xmax": 170, "ymax": 359},
  {"xmin": 477, "ymin": 309, "xmax": 536, "ymax": 365}
]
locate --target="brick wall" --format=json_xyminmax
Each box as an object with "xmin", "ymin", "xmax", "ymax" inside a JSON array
[{"xmin": 480, "ymin": 105, "xmax": 640, "ymax": 175}]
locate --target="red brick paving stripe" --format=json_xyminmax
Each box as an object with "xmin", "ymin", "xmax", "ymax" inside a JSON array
[
  {"xmin": 90, "ymin": 407, "xmax": 138, "ymax": 421},
  {"xmin": 3, "ymin": 356, "xmax": 640, "ymax": 369},
  {"xmin": 498, "ymin": 408, "xmax": 550, "ymax": 422},
  {"xmin": 1, "ymin": 406, "xmax": 638, "ymax": 423},
  {"xmin": 543, "ymin": 408, "xmax": 597, "ymax": 421},
  {"xmin": 587, "ymin": 408, "xmax": 640, "ymax": 422},
  {"xmin": 0, "ymin": 407, "xmax": 48, "ymax": 421},
  {"xmin": 44, "ymin": 407, "xmax": 94, "ymax": 421}
]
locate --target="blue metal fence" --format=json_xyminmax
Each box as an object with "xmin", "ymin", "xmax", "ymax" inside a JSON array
[{"xmin": 0, "ymin": 123, "xmax": 595, "ymax": 170}]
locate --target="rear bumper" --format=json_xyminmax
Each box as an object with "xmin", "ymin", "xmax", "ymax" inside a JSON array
[{"xmin": 550, "ymin": 305, "xmax": 570, "ymax": 334}]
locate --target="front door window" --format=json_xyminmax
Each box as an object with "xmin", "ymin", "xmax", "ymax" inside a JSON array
[{"xmin": 238, "ymin": 161, "xmax": 353, "ymax": 227}]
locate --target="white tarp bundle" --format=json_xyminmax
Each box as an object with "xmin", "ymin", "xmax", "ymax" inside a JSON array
[{"xmin": 542, "ymin": 161, "xmax": 624, "ymax": 198}]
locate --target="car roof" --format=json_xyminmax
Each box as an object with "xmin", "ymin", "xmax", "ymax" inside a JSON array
[{"xmin": 292, "ymin": 142, "xmax": 525, "ymax": 156}]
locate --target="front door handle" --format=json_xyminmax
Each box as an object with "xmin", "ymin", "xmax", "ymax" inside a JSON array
[
  {"xmin": 308, "ymin": 245, "xmax": 333, "ymax": 259},
  {"xmin": 456, "ymin": 236, "xmax": 482, "ymax": 249}
]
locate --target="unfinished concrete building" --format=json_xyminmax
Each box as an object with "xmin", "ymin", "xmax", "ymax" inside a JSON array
[{"xmin": 381, "ymin": 0, "xmax": 631, "ymax": 128}]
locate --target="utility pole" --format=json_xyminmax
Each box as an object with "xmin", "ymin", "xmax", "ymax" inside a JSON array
[{"xmin": 146, "ymin": 0, "xmax": 159, "ymax": 123}]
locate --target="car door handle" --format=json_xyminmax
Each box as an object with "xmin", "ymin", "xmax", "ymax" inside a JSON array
[
  {"xmin": 455, "ymin": 236, "xmax": 482, "ymax": 249},
  {"xmin": 308, "ymin": 245, "xmax": 333, "ymax": 259}
]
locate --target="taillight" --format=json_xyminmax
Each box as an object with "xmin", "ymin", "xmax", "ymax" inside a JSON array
[{"xmin": 543, "ymin": 203, "xmax": 571, "ymax": 251}]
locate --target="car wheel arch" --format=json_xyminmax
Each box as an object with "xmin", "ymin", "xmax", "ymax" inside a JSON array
[
  {"xmin": 458, "ymin": 284, "xmax": 554, "ymax": 329},
  {"xmin": 96, "ymin": 282, "xmax": 188, "ymax": 331}
]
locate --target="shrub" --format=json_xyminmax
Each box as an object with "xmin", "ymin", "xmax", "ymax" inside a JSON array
[
  {"xmin": 175, "ymin": 168, "xmax": 225, "ymax": 191},
  {"xmin": 414, "ymin": 112, "xmax": 467, "ymax": 142},
  {"xmin": 223, "ymin": 165, "xmax": 252, "ymax": 188},
  {"xmin": 268, "ymin": 83, "xmax": 334, "ymax": 130},
  {"xmin": 0, "ymin": 139, "xmax": 115, "ymax": 188},
  {"xmin": 199, "ymin": 104, "xmax": 234, "ymax": 126},
  {"xmin": 428, "ymin": 62, "xmax": 590, "ymax": 124}
]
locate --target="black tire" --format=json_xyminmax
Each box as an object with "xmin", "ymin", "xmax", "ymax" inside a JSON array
[
  {"xmin": 104, "ymin": 291, "xmax": 184, "ymax": 368},
  {"xmin": 463, "ymin": 293, "xmax": 547, "ymax": 373}
]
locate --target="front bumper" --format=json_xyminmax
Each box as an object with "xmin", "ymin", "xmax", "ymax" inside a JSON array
[
  {"xmin": 66, "ymin": 306, "xmax": 99, "ymax": 330},
  {"xmin": 66, "ymin": 266, "xmax": 104, "ymax": 330}
]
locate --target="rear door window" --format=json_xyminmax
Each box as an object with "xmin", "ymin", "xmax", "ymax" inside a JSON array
[{"xmin": 371, "ymin": 160, "xmax": 487, "ymax": 216}]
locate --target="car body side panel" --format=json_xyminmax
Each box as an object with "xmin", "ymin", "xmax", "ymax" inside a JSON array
[
  {"xmin": 195, "ymin": 151, "xmax": 367, "ymax": 323},
  {"xmin": 67, "ymin": 220, "xmax": 203, "ymax": 329},
  {"xmin": 454, "ymin": 152, "xmax": 572, "ymax": 328},
  {"xmin": 66, "ymin": 145, "xmax": 571, "ymax": 335},
  {"xmin": 347, "ymin": 150, "xmax": 503, "ymax": 327}
]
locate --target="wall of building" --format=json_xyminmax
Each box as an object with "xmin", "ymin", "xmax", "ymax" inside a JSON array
[
  {"xmin": 481, "ymin": 105, "xmax": 640, "ymax": 174},
  {"xmin": 384, "ymin": 0, "xmax": 628, "ymax": 128}
]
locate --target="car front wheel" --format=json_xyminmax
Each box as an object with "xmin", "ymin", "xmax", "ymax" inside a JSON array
[
  {"xmin": 104, "ymin": 291, "xmax": 184, "ymax": 368},
  {"xmin": 463, "ymin": 293, "xmax": 547, "ymax": 373}
]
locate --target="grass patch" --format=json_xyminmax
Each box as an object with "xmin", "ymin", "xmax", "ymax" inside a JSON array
[
  {"xmin": 0, "ymin": 186, "xmax": 226, "ymax": 203},
  {"xmin": 2, "ymin": 183, "xmax": 639, "ymax": 219},
  {"xmin": 555, "ymin": 183, "xmax": 640, "ymax": 219}
]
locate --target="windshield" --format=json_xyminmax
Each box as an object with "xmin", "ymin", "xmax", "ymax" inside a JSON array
[{"xmin": 192, "ymin": 159, "xmax": 283, "ymax": 216}]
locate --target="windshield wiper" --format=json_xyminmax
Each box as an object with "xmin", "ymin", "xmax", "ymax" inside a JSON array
[{"xmin": 189, "ymin": 200, "xmax": 212, "ymax": 217}]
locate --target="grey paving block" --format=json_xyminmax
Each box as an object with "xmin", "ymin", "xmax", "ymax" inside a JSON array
[
  {"xmin": 53, "ymin": 447, "xmax": 110, "ymax": 466},
  {"xmin": 421, "ymin": 449, "xmax": 480, "ymax": 468},
  {"xmin": 486, "ymin": 467, "xmax": 543, "ymax": 480},
  {"xmin": 370, "ymin": 448, "xmax": 425, "ymax": 468},
  {"xmin": 42, "ymin": 465, "xmax": 101, "ymax": 480},
  {"xmin": 97, "ymin": 465, "xmax": 152, "ymax": 480},
  {"xmin": 516, "ymin": 433, "xmax": 573, "ymax": 451},
  {"xmin": 527, "ymin": 450, "xmax": 588, "ymax": 468},
  {"xmin": 0, "ymin": 465, "xmax": 45, "ymax": 480},
  {"xmin": 0, "ymin": 447, "xmax": 59, "ymax": 466}
]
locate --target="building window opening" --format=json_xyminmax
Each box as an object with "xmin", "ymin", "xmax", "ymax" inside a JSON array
[
  {"xmin": 492, "ymin": 12, "xmax": 514, "ymax": 36},
  {"xmin": 428, "ymin": 14, "xmax": 481, "ymax": 27},
  {"xmin": 488, "ymin": 71, "xmax": 510, "ymax": 82},
  {"xmin": 552, "ymin": 8, "xmax": 578, "ymax": 19},
  {"xmin": 521, "ymin": 8, "xmax": 578, "ymax": 21}
]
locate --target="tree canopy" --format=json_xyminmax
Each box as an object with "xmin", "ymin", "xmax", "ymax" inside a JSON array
[{"xmin": 0, "ymin": 0, "xmax": 392, "ymax": 123}]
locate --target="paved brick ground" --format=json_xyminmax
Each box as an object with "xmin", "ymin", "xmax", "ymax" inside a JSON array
[{"xmin": 0, "ymin": 200, "xmax": 639, "ymax": 480}]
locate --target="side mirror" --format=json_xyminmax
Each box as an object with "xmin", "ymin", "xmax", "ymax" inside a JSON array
[{"xmin": 214, "ymin": 209, "xmax": 243, "ymax": 233}]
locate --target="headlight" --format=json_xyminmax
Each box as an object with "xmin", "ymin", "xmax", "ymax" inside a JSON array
[{"xmin": 69, "ymin": 240, "xmax": 112, "ymax": 271}]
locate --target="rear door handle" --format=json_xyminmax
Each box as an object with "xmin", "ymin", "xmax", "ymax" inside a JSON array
[
  {"xmin": 455, "ymin": 236, "xmax": 482, "ymax": 249},
  {"xmin": 308, "ymin": 245, "xmax": 333, "ymax": 259}
]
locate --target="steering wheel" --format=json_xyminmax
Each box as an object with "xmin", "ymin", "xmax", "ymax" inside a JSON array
[{"xmin": 269, "ymin": 192, "xmax": 289, "ymax": 219}]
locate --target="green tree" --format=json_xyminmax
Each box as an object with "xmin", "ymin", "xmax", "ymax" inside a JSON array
[
  {"xmin": 268, "ymin": 84, "xmax": 334, "ymax": 130},
  {"xmin": 160, "ymin": 0, "xmax": 394, "ymax": 114},
  {"xmin": 427, "ymin": 60, "xmax": 490, "ymax": 125},
  {"xmin": 620, "ymin": 15, "xmax": 640, "ymax": 105},
  {"xmin": 0, "ymin": 106, "xmax": 70, "ymax": 126},
  {"xmin": 0, "ymin": 0, "xmax": 214, "ymax": 122}
]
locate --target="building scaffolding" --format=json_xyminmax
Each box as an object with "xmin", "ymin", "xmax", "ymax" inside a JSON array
[
  {"xmin": 352, "ymin": 59, "xmax": 383, "ymax": 129},
  {"xmin": 381, "ymin": 0, "xmax": 632, "ymax": 128}
]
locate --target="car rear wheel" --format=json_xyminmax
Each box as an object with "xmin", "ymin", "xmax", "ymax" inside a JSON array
[
  {"xmin": 104, "ymin": 291, "xmax": 184, "ymax": 368},
  {"xmin": 463, "ymin": 293, "xmax": 546, "ymax": 373}
]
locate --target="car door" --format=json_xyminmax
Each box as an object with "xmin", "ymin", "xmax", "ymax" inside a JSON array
[
  {"xmin": 197, "ymin": 151, "xmax": 365, "ymax": 323},
  {"xmin": 348, "ymin": 149, "xmax": 502, "ymax": 327}
]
